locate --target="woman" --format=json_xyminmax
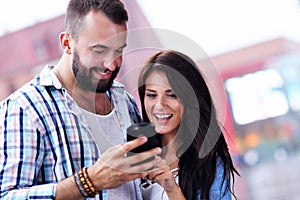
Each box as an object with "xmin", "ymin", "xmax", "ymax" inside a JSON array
[{"xmin": 138, "ymin": 50, "xmax": 239, "ymax": 200}]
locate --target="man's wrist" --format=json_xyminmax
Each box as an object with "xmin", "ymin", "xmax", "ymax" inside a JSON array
[{"xmin": 74, "ymin": 167, "xmax": 100, "ymax": 198}]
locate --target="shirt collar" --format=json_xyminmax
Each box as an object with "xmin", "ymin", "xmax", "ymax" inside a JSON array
[{"xmin": 39, "ymin": 65, "xmax": 63, "ymax": 89}]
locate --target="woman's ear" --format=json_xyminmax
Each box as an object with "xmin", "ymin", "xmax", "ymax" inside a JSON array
[{"xmin": 59, "ymin": 31, "xmax": 72, "ymax": 54}]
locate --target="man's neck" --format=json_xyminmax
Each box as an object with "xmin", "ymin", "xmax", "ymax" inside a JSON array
[{"xmin": 73, "ymin": 88, "xmax": 113, "ymax": 115}]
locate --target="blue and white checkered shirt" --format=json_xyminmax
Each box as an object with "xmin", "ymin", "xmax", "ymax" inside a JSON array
[{"xmin": 0, "ymin": 66, "xmax": 142, "ymax": 199}]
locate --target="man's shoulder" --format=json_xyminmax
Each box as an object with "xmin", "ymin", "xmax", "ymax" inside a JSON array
[
  {"xmin": 2, "ymin": 78, "xmax": 37, "ymax": 102},
  {"xmin": 1, "ymin": 73, "xmax": 58, "ymax": 111},
  {"xmin": 2, "ymin": 66, "xmax": 59, "ymax": 103}
]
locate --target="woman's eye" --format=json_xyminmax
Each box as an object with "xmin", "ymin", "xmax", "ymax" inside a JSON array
[
  {"xmin": 167, "ymin": 93, "xmax": 177, "ymax": 99},
  {"xmin": 146, "ymin": 93, "xmax": 157, "ymax": 98}
]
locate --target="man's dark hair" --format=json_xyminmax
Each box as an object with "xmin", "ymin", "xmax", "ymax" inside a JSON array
[{"xmin": 65, "ymin": 0, "xmax": 128, "ymax": 40}]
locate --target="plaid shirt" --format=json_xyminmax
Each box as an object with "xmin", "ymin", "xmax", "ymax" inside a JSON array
[{"xmin": 0, "ymin": 66, "xmax": 142, "ymax": 199}]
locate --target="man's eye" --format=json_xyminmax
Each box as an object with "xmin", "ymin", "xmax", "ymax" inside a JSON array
[
  {"xmin": 115, "ymin": 49, "xmax": 124, "ymax": 54},
  {"xmin": 94, "ymin": 50, "xmax": 106, "ymax": 54}
]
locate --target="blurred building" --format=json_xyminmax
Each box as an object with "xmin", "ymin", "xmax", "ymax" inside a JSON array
[
  {"xmin": 216, "ymin": 38, "xmax": 300, "ymax": 165},
  {"xmin": 215, "ymin": 38, "xmax": 300, "ymax": 200},
  {"xmin": 0, "ymin": 15, "xmax": 63, "ymax": 100}
]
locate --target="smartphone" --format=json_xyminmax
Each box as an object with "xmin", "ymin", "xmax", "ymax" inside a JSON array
[{"xmin": 127, "ymin": 122, "xmax": 161, "ymax": 155}]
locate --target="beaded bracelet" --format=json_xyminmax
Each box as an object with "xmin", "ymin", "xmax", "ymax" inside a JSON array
[
  {"xmin": 82, "ymin": 167, "xmax": 97, "ymax": 196},
  {"xmin": 74, "ymin": 167, "xmax": 97, "ymax": 198},
  {"xmin": 74, "ymin": 170, "xmax": 89, "ymax": 198}
]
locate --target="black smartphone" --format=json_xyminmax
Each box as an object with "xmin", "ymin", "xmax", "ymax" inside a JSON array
[{"xmin": 127, "ymin": 122, "xmax": 161, "ymax": 155}]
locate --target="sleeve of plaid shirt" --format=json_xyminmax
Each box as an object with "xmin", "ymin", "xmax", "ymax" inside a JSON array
[{"xmin": 0, "ymin": 97, "xmax": 56, "ymax": 199}]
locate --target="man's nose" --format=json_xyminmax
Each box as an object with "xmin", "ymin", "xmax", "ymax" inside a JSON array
[
  {"xmin": 103, "ymin": 58, "xmax": 116, "ymax": 71},
  {"xmin": 103, "ymin": 52, "xmax": 121, "ymax": 71}
]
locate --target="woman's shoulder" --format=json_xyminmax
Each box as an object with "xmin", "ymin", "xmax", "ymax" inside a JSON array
[{"xmin": 209, "ymin": 156, "xmax": 232, "ymax": 199}]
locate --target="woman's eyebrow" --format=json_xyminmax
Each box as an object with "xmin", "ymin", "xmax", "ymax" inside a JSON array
[
  {"xmin": 145, "ymin": 89, "xmax": 156, "ymax": 92},
  {"xmin": 146, "ymin": 88, "xmax": 173, "ymax": 92}
]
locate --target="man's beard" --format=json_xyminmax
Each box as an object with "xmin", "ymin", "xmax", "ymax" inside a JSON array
[{"xmin": 72, "ymin": 49, "xmax": 119, "ymax": 93}]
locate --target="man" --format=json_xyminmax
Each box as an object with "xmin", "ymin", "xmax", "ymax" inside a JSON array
[{"xmin": 0, "ymin": 0, "xmax": 161, "ymax": 199}]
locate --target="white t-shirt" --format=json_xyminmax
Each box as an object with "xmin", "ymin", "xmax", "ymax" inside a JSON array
[
  {"xmin": 141, "ymin": 172, "xmax": 179, "ymax": 200},
  {"xmin": 82, "ymin": 108, "xmax": 136, "ymax": 200}
]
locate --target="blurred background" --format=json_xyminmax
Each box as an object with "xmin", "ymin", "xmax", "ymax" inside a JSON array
[{"xmin": 1, "ymin": 0, "xmax": 300, "ymax": 199}]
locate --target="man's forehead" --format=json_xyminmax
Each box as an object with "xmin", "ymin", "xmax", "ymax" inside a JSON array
[{"xmin": 78, "ymin": 10, "xmax": 127, "ymax": 45}]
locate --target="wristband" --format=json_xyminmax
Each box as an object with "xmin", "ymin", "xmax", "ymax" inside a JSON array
[{"xmin": 74, "ymin": 167, "xmax": 97, "ymax": 198}]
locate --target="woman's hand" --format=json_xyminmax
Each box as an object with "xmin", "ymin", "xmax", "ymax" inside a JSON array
[{"xmin": 147, "ymin": 159, "xmax": 186, "ymax": 200}]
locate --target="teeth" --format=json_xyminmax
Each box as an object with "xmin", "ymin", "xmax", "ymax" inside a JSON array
[
  {"xmin": 94, "ymin": 68, "xmax": 107, "ymax": 74},
  {"xmin": 154, "ymin": 114, "xmax": 172, "ymax": 119}
]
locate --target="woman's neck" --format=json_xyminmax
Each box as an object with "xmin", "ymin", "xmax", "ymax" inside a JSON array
[{"xmin": 161, "ymin": 138, "xmax": 179, "ymax": 169}]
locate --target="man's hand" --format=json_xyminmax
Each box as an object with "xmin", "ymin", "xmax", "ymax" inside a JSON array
[{"xmin": 88, "ymin": 137, "xmax": 162, "ymax": 190}]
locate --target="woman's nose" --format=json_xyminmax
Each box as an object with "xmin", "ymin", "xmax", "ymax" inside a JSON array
[{"xmin": 155, "ymin": 95, "xmax": 167, "ymax": 108}]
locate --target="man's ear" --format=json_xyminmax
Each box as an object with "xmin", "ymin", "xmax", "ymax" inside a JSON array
[{"xmin": 59, "ymin": 31, "xmax": 72, "ymax": 54}]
